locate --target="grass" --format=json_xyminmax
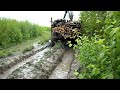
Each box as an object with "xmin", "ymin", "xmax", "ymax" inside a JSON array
[
  {"xmin": 38, "ymin": 37, "xmax": 47, "ymax": 45},
  {"xmin": 0, "ymin": 50, "xmax": 12, "ymax": 58},
  {"xmin": 22, "ymin": 45, "xmax": 34, "ymax": 53},
  {"xmin": 3, "ymin": 37, "xmax": 41, "ymax": 54},
  {"xmin": 38, "ymin": 31, "xmax": 51, "ymax": 45}
]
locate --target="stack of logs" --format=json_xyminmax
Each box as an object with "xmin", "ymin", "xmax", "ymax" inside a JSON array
[{"xmin": 51, "ymin": 19, "xmax": 81, "ymax": 39}]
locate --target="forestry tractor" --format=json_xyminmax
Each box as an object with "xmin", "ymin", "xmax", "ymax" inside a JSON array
[{"xmin": 50, "ymin": 11, "xmax": 81, "ymax": 47}]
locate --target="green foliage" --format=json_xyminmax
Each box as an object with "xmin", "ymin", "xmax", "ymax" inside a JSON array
[
  {"xmin": 67, "ymin": 41, "xmax": 73, "ymax": 47},
  {"xmin": 38, "ymin": 30, "xmax": 51, "ymax": 45},
  {"xmin": 74, "ymin": 11, "xmax": 120, "ymax": 79},
  {"xmin": 0, "ymin": 17, "xmax": 50, "ymax": 49},
  {"xmin": 80, "ymin": 11, "xmax": 107, "ymax": 37},
  {"xmin": 74, "ymin": 36, "xmax": 113, "ymax": 79}
]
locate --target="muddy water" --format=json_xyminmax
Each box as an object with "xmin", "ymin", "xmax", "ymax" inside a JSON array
[
  {"xmin": 0, "ymin": 47, "xmax": 49, "ymax": 79},
  {"xmin": 49, "ymin": 48, "xmax": 74, "ymax": 79}
]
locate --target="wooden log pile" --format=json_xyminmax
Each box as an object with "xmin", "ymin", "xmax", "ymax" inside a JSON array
[{"xmin": 51, "ymin": 19, "xmax": 81, "ymax": 39}]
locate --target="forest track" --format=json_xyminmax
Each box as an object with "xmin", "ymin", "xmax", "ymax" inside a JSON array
[{"xmin": 0, "ymin": 41, "xmax": 79, "ymax": 79}]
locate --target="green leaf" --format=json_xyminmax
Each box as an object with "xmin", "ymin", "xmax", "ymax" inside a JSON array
[
  {"xmin": 73, "ymin": 71, "xmax": 79, "ymax": 76},
  {"xmin": 91, "ymin": 68, "xmax": 99, "ymax": 76},
  {"xmin": 79, "ymin": 74, "xmax": 84, "ymax": 79},
  {"xmin": 67, "ymin": 41, "xmax": 71, "ymax": 44},
  {"xmin": 87, "ymin": 64, "xmax": 95, "ymax": 68},
  {"xmin": 96, "ymin": 20, "xmax": 101, "ymax": 23},
  {"xmin": 94, "ymin": 39, "xmax": 105, "ymax": 45},
  {"xmin": 101, "ymin": 59, "xmax": 106, "ymax": 64},
  {"xmin": 111, "ymin": 20, "xmax": 116, "ymax": 24},
  {"xmin": 117, "ymin": 65, "xmax": 120, "ymax": 70},
  {"xmin": 75, "ymin": 38, "xmax": 79, "ymax": 43},
  {"xmin": 69, "ymin": 44, "xmax": 72, "ymax": 47},
  {"xmin": 98, "ymin": 52, "xmax": 105, "ymax": 59},
  {"xmin": 111, "ymin": 41, "xmax": 116, "ymax": 47},
  {"xmin": 107, "ymin": 73, "xmax": 114, "ymax": 79},
  {"xmin": 98, "ymin": 39, "xmax": 105, "ymax": 45},
  {"xmin": 102, "ymin": 75, "xmax": 107, "ymax": 79},
  {"xmin": 110, "ymin": 27, "xmax": 119, "ymax": 37}
]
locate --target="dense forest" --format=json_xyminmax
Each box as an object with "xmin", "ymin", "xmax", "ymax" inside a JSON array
[{"xmin": 73, "ymin": 11, "xmax": 120, "ymax": 79}]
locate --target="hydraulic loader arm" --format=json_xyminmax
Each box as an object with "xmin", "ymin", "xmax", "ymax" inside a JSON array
[
  {"xmin": 63, "ymin": 11, "xmax": 74, "ymax": 21},
  {"xmin": 63, "ymin": 11, "xmax": 68, "ymax": 20}
]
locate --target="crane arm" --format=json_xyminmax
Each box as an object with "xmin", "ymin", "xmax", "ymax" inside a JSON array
[
  {"xmin": 63, "ymin": 11, "xmax": 68, "ymax": 19},
  {"xmin": 63, "ymin": 11, "xmax": 73, "ymax": 21}
]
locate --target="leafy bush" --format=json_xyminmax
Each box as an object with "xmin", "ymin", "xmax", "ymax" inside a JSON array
[
  {"xmin": 80, "ymin": 11, "xmax": 107, "ymax": 37},
  {"xmin": 38, "ymin": 30, "xmax": 51, "ymax": 45},
  {"xmin": 0, "ymin": 17, "xmax": 50, "ymax": 49},
  {"xmin": 73, "ymin": 11, "xmax": 120, "ymax": 79}
]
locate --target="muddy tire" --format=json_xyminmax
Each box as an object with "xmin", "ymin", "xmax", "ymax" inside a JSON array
[
  {"xmin": 50, "ymin": 37, "xmax": 57, "ymax": 47},
  {"xmin": 50, "ymin": 41, "xmax": 55, "ymax": 47}
]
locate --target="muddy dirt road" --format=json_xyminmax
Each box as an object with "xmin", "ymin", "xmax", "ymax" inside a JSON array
[{"xmin": 0, "ymin": 41, "xmax": 80, "ymax": 79}]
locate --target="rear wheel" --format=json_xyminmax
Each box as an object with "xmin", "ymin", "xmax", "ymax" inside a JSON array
[{"xmin": 50, "ymin": 38, "xmax": 55, "ymax": 47}]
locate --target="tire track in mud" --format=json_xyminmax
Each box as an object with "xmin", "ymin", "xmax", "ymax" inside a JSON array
[{"xmin": 0, "ymin": 42, "xmax": 79, "ymax": 79}]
